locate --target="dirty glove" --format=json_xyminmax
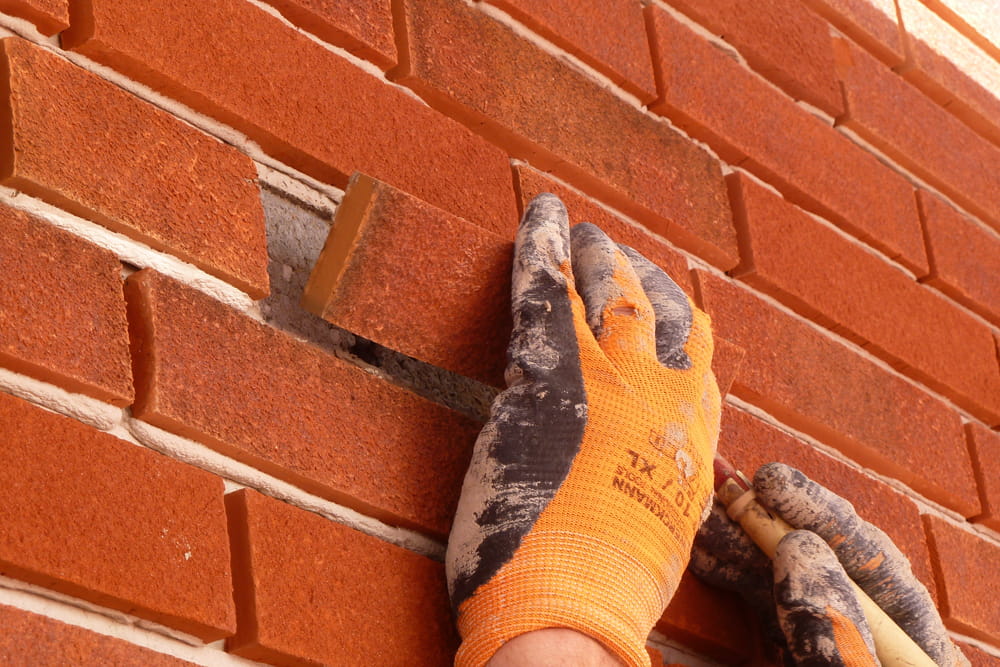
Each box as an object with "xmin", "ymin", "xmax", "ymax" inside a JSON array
[
  {"xmin": 692, "ymin": 462, "xmax": 969, "ymax": 666},
  {"xmin": 446, "ymin": 194, "xmax": 721, "ymax": 667}
]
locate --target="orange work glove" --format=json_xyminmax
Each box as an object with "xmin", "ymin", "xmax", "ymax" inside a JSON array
[{"xmin": 446, "ymin": 193, "xmax": 722, "ymax": 667}]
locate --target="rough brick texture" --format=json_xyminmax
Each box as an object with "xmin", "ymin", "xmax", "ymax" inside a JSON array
[
  {"xmin": 395, "ymin": 0, "xmax": 737, "ymax": 269},
  {"xmin": 729, "ymin": 173, "xmax": 1000, "ymax": 424},
  {"xmin": 695, "ymin": 270, "xmax": 980, "ymax": 517},
  {"xmin": 918, "ymin": 190, "xmax": 1000, "ymax": 325},
  {"xmin": 260, "ymin": 0, "xmax": 396, "ymax": 67},
  {"xmin": 835, "ymin": 38, "xmax": 1000, "ymax": 231},
  {"xmin": 961, "ymin": 642, "xmax": 1000, "ymax": 667},
  {"xmin": 0, "ymin": 204, "xmax": 132, "ymax": 405},
  {"xmin": 0, "ymin": 391, "xmax": 234, "ymax": 640},
  {"xmin": 967, "ymin": 424, "xmax": 1000, "ymax": 533},
  {"xmin": 657, "ymin": 571, "xmax": 752, "ymax": 663},
  {"xmin": 483, "ymin": 0, "xmax": 656, "ymax": 102},
  {"xmin": 663, "ymin": 0, "xmax": 844, "ymax": 115},
  {"xmin": 302, "ymin": 173, "xmax": 512, "ymax": 387},
  {"xmin": 924, "ymin": 516, "xmax": 1000, "ymax": 643},
  {"xmin": 800, "ymin": 0, "xmax": 904, "ymax": 65},
  {"xmin": 0, "ymin": 38, "xmax": 269, "ymax": 298},
  {"xmin": 0, "ymin": 605, "xmax": 196, "ymax": 666},
  {"xmin": 648, "ymin": 8, "xmax": 927, "ymax": 275},
  {"xmin": 62, "ymin": 0, "xmax": 517, "ymax": 236},
  {"xmin": 126, "ymin": 269, "xmax": 479, "ymax": 538},
  {"xmin": 0, "ymin": 0, "xmax": 67, "ymax": 33},
  {"xmin": 226, "ymin": 489, "xmax": 457, "ymax": 665}
]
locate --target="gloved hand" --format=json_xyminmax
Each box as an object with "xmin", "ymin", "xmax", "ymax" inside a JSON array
[
  {"xmin": 446, "ymin": 193, "xmax": 721, "ymax": 667},
  {"xmin": 692, "ymin": 462, "xmax": 970, "ymax": 666}
]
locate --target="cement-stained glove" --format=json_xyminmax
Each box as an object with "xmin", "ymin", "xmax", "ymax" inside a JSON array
[
  {"xmin": 446, "ymin": 194, "xmax": 721, "ymax": 667},
  {"xmin": 692, "ymin": 462, "xmax": 969, "ymax": 666}
]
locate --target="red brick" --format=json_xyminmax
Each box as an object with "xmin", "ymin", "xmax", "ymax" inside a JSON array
[
  {"xmin": 226, "ymin": 489, "xmax": 457, "ymax": 665},
  {"xmin": 897, "ymin": 0, "xmax": 1000, "ymax": 149},
  {"xmin": 394, "ymin": 0, "xmax": 737, "ymax": 269},
  {"xmin": 483, "ymin": 0, "xmax": 656, "ymax": 102},
  {"xmin": 960, "ymin": 641, "xmax": 1000, "ymax": 667},
  {"xmin": 301, "ymin": 173, "xmax": 513, "ymax": 387},
  {"xmin": 0, "ymin": 0, "xmax": 67, "ymax": 34},
  {"xmin": 646, "ymin": 646, "xmax": 664, "ymax": 667},
  {"xmin": 0, "ymin": 391, "xmax": 234, "ymax": 640},
  {"xmin": 694, "ymin": 270, "xmax": 980, "ymax": 516},
  {"xmin": 0, "ymin": 38, "xmax": 268, "ymax": 298},
  {"xmin": 925, "ymin": 0, "xmax": 1000, "ymax": 61},
  {"xmin": 729, "ymin": 173, "xmax": 1000, "ymax": 424},
  {"xmin": 62, "ymin": 0, "xmax": 516, "ymax": 237},
  {"xmin": 923, "ymin": 515, "xmax": 1000, "ymax": 643},
  {"xmin": 126, "ymin": 269, "xmax": 478, "ymax": 538},
  {"xmin": 0, "ymin": 204, "xmax": 132, "ymax": 406},
  {"xmin": 711, "ymin": 337, "xmax": 745, "ymax": 400},
  {"xmin": 0, "ymin": 605, "xmax": 196, "ymax": 666},
  {"xmin": 663, "ymin": 0, "xmax": 844, "ymax": 115},
  {"xmin": 648, "ymin": 8, "xmax": 926, "ymax": 275},
  {"xmin": 918, "ymin": 191, "xmax": 1000, "ymax": 325},
  {"xmin": 800, "ymin": 0, "xmax": 904, "ymax": 65},
  {"xmin": 835, "ymin": 38, "xmax": 1000, "ymax": 232},
  {"xmin": 260, "ymin": 0, "xmax": 395, "ymax": 67},
  {"xmin": 718, "ymin": 406, "xmax": 938, "ymax": 598},
  {"xmin": 967, "ymin": 423, "xmax": 1000, "ymax": 533},
  {"xmin": 657, "ymin": 570, "xmax": 752, "ymax": 663}
]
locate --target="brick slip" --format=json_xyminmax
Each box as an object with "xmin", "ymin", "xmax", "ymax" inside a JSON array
[
  {"xmin": 918, "ymin": 191, "xmax": 1000, "ymax": 325},
  {"xmin": 800, "ymin": 0, "xmax": 904, "ymax": 65},
  {"xmin": 967, "ymin": 424, "xmax": 1000, "ymax": 533},
  {"xmin": 0, "ymin": 204, "xmax": 132, "ymax": 406},
  {"xmin": 0, "ymin": 38, "xmax": 268, "ymax": 299},
  {"xmin": 301, "ymin": 173, "xmax": 513, "ymax": 387},
  {"xmin": 260, "ymin": 0, "xmax": 395, "ymax": 67},
  {"xmin": 483, "ymin": 0, "xmax": 657, "ymax": 102},
  {"xmin": 834, "ymin": 38, "xmax": 1000, "ymax": 231},
  {"xmin": 663, "ymin": 0, "xmax": 844, "ymax": 116},
  {"xmin": 394, "ymin": 0, "xmax": 738, "ymax": 269},
  {"xmin": 126, "ymin": 269, "xmax": 479, "ymax": 538},
  {"xmin": 0, "ymin": 391, "xmax": 234, "ymax": 640},
  {"xmin": 647, "ymin": 8, "xmax": 927, "ymax": 275},
  {"xmin": 924, "ymin": 516, "xmax": 1000, "ymax": 643},
  {"xmin": 0, "ymin": 0, "xmax": 67, "ymax": 34},
  {"xmin": 62, "ymin": 0, "xmax": 516, "ymax": 237},
  {"xmin": 897, "ymin": 0, "xmax": 1000, "ymax": 148},
  {"xmin": 960, "ymin": 642, "xmax": 1000, "ymax": 667},
  {"xmin": 694, "ymin": 270, "xmax": 981, "ymax": 516},
  {"xmin": 0, "ymin": 605, "xmax": 196, "ymax": 666},
  {"xmin": 226, "ymin": 489, "xmax": 457, "ymax": 665},
  {"xmin": 657, "ymin": 570, "xmax": 752, "ymax": 663},
  {"xmin": 718, "ymin": 406, "xmax": 938, "ymax": 597},
  {"xmin": 729, "ymin": 173, "xmax": 1000, "ymax": 424}
]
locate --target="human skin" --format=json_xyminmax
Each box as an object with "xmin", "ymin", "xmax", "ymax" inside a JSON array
[{"xmin": 488, "ymin": 629, "xmax": 624, "ymax": 667}]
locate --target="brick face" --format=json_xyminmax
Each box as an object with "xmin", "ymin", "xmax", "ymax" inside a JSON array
[
  {"xmin": 0, "ymin": 204, "xmax": 132, "ymax": 406},
  {"xmin": 0, "ymin": 391, "xmax": 235, "ymax": 640},
  {"xmin": 395, "ymin": 0, "xmax": 738, "ymax": 269},
  {"xmin": 967, "ymin": 424, "xmax": 1000, "ymax": 533},
  {"xmin": 657, "ymin": 570, "xmax": 752, "ymax": 663},
  {"xmin": 126, "ymin": 269, "xmax": 479, "ymax": 538},
  {"xmin": 799, "ymin": 0, "xmax": 904, "ymax": 65},
  {"xmin": 226, "ymin": 489, "xmax": 457, "ymax": 665},
  {"xmin": 260, "ymin": 0, "xmax": 396, "ymax": 67},
  {"xmin": 0, "ymin": 0, "xmax": 67, "ymax": 34},
  {"xmin": 0, "ymin": 38, "xmax": 269, "ymax": 298}
]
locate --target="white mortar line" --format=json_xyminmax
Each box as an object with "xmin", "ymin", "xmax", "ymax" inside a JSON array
[
  {"xmin": 949, "ymin": 629, "xmax": 1000, "ymax": 659},
  {"xmin": 0, "ymin": 369, "xmax": 122, "ymax": 431},
  {"xmin": 255, "ymin": 162, "xmax": 342, "ymax": 217}
]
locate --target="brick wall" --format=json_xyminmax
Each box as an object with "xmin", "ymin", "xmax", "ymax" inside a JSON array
[{"xmin": 0, "ymin": 0, "xmax": 997, "ymax": 665}]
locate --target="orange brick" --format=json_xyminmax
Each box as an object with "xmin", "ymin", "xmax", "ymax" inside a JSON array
[
  {"xmin": 62, "ymin": 0, "xmax": 516, "ymax": 237},
  {"xmin": 967, "ymin": 424, "xmax": 1000, "ymax": 533},
  {"xmin": 126, "ymin": 269, "xmax": 479, "ymax": 538},
  {"xmin": 730, "ymin": 173, "xmax": 1000, "ymax": 424},
  {"xmin": 0, "ymin": 204, "xmax": 132, "ymax": 405},
  {"xmin": 483, "ymin": 0, "xmax": 656, "ymax": 102},
  {"xmin": 394, "ymin": 0, "xmax": 737, "ymax": 269},
  {"xmin": 0, "ymin": 0, "xmax": 67, "ymax": 34},
  {"xmin": 0, "ymin": 391, "xmax": 234, "ymax": 640},
  {"xmin": 0, "ymin": 38, "xmax": 268, "ymax": 298},
  {"xmin": 260, "ymin": 0, "xmax": 395, "ymax": 67},
  {"xmin": 0, "ymin": 605, "xmax": 196, "ymax": 666},
  {"xmin": 226, "ymin": 489, "xmax": 457, "ymax": 665},
  {"xmin": 835, "ymin": 38, "xmax": 1000, "ymax": 231},
  {"xmin": 800, "ymin": 0, "xmax": 904, "ymax": 65},
  {"xmin": 657, "ymin": 570, "xmax": 752, "ymax": 663},
  {"xmin": 664, "ymin": 0, "xmax": 844, "ymax": 115},
  {"xmin": 718, "ymin": 406, "xmax": 938, "ymax": 598},
  {"xmin": 959, "ymin": 641, "xmax": 1000, "ymax": 667},
  {"xmin": 924, "ymin": 515, "xmax": 1000, "ymax": 643},
  {"xmin": 925, "ymin": 0, "xmax": 1000, "ymax": 61},
  {"xmin": 918, "ymin": 192, "xmax": 1000, "ymax": 326},
  {"xmin": 695, "ymin": 270, "xmax": 980, "ymax": 516},
  {"xmin": 302, "ymin": 173, "xmax": 513, "ymax": 387},
  {"xmin": 648, "ymin": 8, "xmax": 926, "ymax": 275}
]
